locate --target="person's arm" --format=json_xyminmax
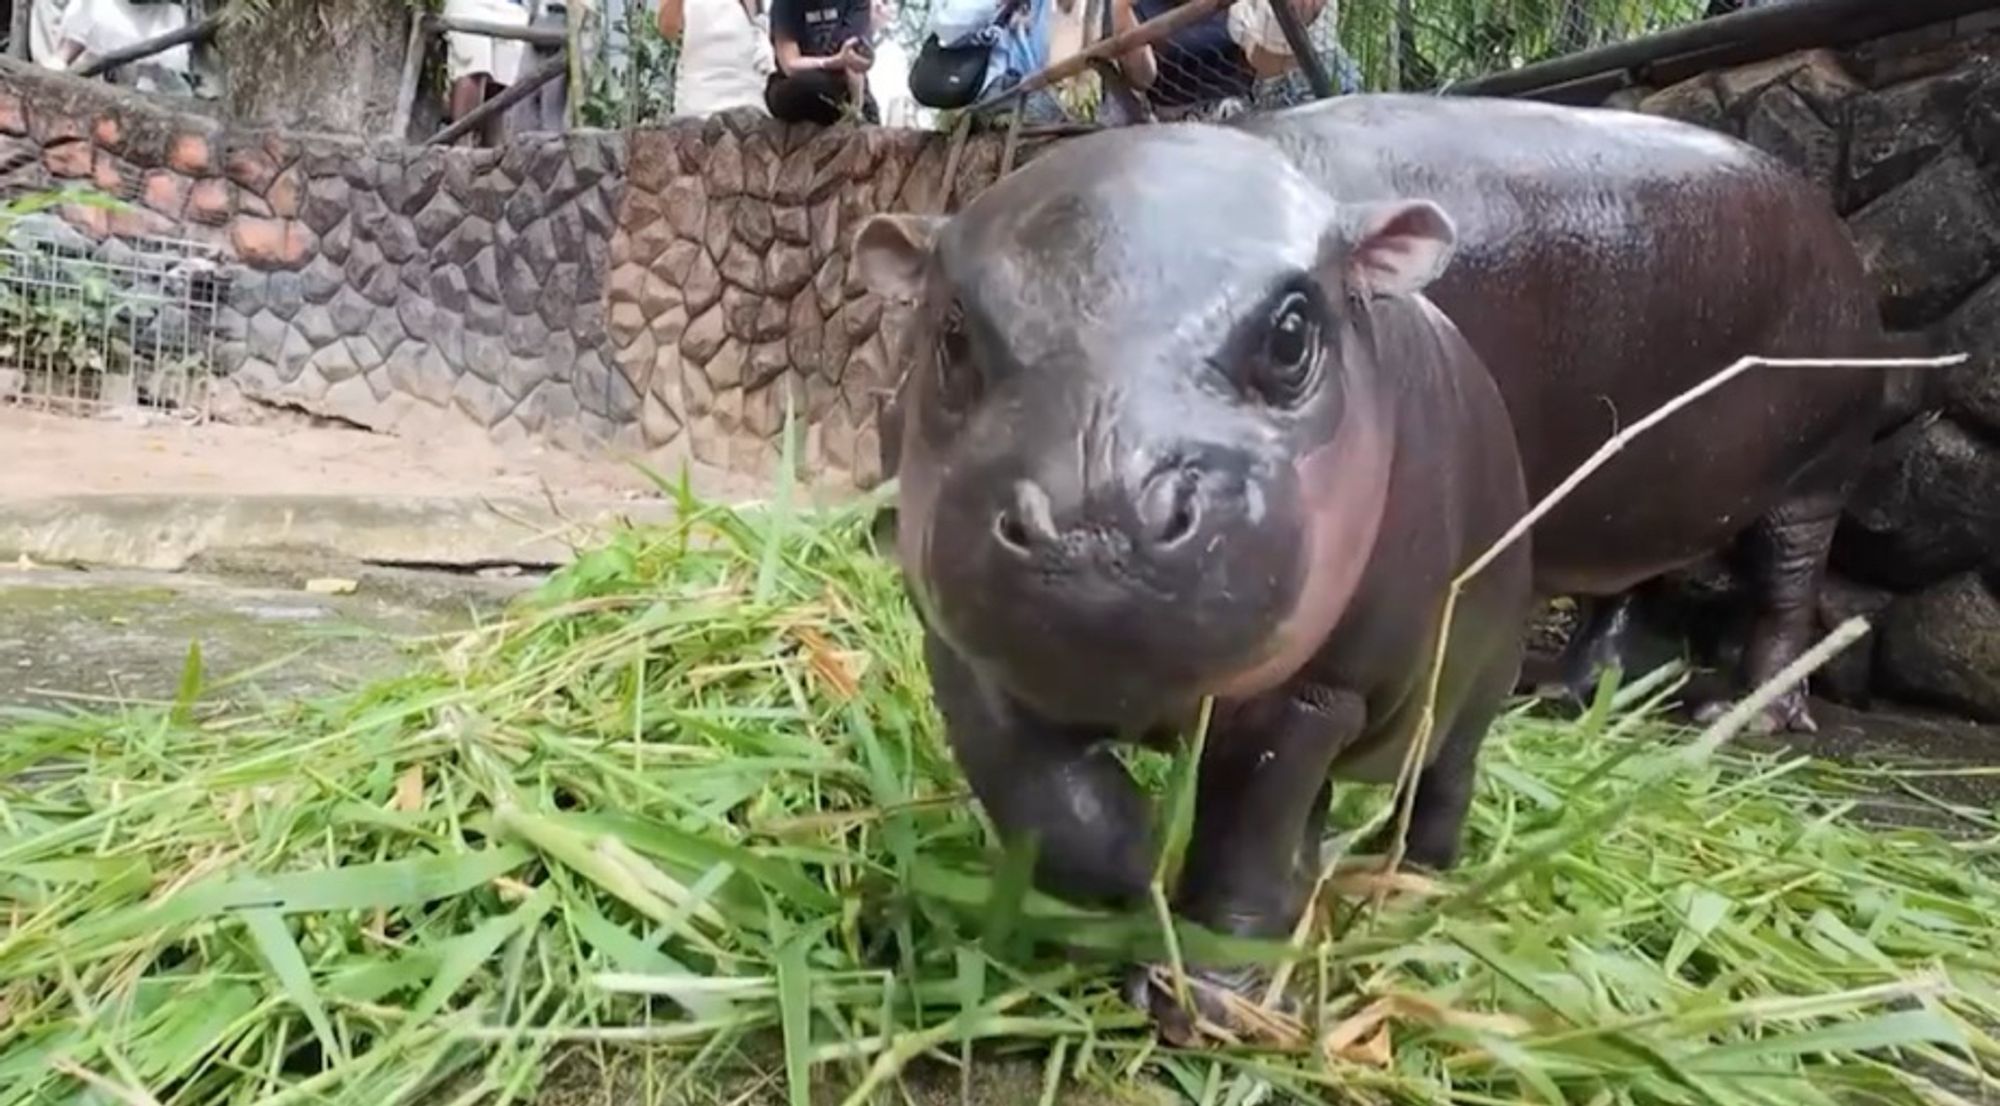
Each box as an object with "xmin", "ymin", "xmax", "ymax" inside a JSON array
[
  {"xmin": 657, "ymin": 0, "xmax": 686, "ymax": 39},
  {"xmin": 931, "ymin": 0, "xmax": 1006, "ymax": 48},
  {"xmin": 845, "ymin": 0, "xmax": 874, "ymax": 105},
  {"xmin": 1243, "ymin": 0, "xmax": 1324, "ymax": 75},
  {"xmin": 1108, "ymin": 0, "xmax": 1156, "ymax": 90},
  {"xmin": 770, "ymin": 0, "xmax": 824, "ymax": 73}
]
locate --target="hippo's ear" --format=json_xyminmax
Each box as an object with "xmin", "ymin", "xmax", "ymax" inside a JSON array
[
  {"xmin": 1343, "ymin": 200, "xmax": 1458, "ymax": 298},
  {"xmin": 853, "ymin": 214, "xmax": 947, "ymax": 304}
]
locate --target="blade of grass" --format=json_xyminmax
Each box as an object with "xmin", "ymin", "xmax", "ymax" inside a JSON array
[{"xmin": 239, "ymin": 908, "xmax": 346, "ymax": 1067}]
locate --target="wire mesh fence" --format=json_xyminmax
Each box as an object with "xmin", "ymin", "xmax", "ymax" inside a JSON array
[
  {"xmin": 1068, "ymin": 0, "xmax": 1367, "ymax": 125},
  {"xmin": 0, "ymin": 210, "xmax": 227, "ymax": 419}
]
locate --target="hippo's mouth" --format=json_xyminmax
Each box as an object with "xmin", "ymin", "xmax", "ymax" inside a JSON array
[{"xmin": 911, "ymin": 504, "xmax": 1307, "ymax": 728}]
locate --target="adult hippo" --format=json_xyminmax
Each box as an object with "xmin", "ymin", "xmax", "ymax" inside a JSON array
[
  {"xmin": 853, "ymin": 123, "xmax": 1532, "ymax": 1033},
  {"xmin": 1230, "ymin": 94, "xmax": 1889, "ymax": 734}
]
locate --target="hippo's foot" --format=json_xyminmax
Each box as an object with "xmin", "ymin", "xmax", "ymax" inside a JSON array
[
  {"xmin": 1352, "ymin": 825, "xmax": 1453, "ymax": 874},
  {"xmin": 1527, "ymin": 676, "xmax": 1593, "ymax": 717},
  {"xmin": 1689, "ymin": 685, "xmax": 1817, "ymax": 736},
  {"xmin": 1121, "ymin": 962, "xmax": 1305, "ymax": 1049}
]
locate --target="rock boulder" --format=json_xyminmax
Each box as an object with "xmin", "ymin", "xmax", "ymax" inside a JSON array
[
  {"xmin": 1878, "ymin": 573, "xmax": 2000, "ymax": 722},
  {"xmin": 1835, "ymin": 415, "xmax": 2000, "ymax": 590}
]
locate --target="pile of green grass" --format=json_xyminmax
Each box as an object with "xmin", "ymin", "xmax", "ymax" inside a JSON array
[{"xmin": 2, "ymin": 487, "xmax": 1996, "ymax": 1106}]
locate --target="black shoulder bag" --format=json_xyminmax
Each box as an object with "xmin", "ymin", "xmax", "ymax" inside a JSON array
[{"xmin": 908, "ymin": 0, "xmax": 1026, "ymax": 110}]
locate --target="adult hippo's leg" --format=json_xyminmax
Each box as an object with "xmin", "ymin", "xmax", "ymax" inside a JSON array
[
  {"xmin": 922, "ymin": 630, "xmax": 1157, "ymax": 908},
  {"xmin": 1123, "ymin": 689, "xmax": 1365, "ymax": 1042},
  {"xmin": 1691, "ymin": 484, "xmax": 1846, "ymax": 734}
]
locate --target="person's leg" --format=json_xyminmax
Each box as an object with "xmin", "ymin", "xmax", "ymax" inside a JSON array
[
  {"xmin": 450, "ymin": 74, "xmax": 488, "ymax": 123},
  {"xmin": 480, "ymin": 80, "xmax": 510, "ymax": 147},
  {"xmin": 445, "ymin": 17, "xmax": 498, "ymax": 145},
  {"xmin": 476, "ymin": 3, "xmax": 530, "ymax": 147},
  {"xmin": 765, "ymin": 69, "xmax": 852, "ymax": 124},
  {"xmin": 536, "ymin": 63, "xmax": 569, "ymax": 131}
]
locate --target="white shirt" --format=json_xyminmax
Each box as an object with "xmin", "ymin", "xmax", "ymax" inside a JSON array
[
  {"xmin": 39, "ymin": 0, "xmax": 193, "ymax": 73},
  {"xmin": 673, "ymin": 0, "xmax": 777, "ymax": 118},
  {"xmin": 868, "ymin": 34, "xmax": 934, "ymax": 129}
]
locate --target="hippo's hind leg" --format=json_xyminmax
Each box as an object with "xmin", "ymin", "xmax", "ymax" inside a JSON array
[
  {"xmin": 1124, "ymin": 689, "xmax": 1364, "ymax": 1044},
  {"xmin": 1532, "ymin": 582, "xmax": 1694, "ymax": 711},
  {"xmin": 923, "ymin": 629, "xmax": 1155, "ymax": 908},
  {"xmin": 1534, "ymin": 592, "xmax": 1644, "ymax": 707},
  {"xmin": 1691, "ymin": 485, "xmax": 1845, "ymax": 735}
]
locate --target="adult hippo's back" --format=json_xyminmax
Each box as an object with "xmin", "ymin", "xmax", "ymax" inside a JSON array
[{"xmin": 1235, "ymin": 93, "xmax": 1890, "ymax": 733}]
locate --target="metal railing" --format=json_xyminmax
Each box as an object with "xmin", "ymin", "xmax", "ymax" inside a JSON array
[{"xmin": 0, "ymin": 212, "xmax": 226, "ymax": 418}]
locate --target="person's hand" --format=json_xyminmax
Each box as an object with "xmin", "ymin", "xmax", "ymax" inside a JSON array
[{"xmin": 835, "ymin": 37, "xmax": 874, "ymax": 72}]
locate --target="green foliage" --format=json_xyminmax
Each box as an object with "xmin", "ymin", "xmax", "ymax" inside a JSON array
[
  {"xmin": 1336, "ymin": 0, "xmax": 1710, "ymax": 91},
  {"xmin": 0, "ymin": 488, "xmax": 1995, "ymax": 1106},
  {"xmin": 580, "ymin": 0, "xmax": 684, "ymax": 128},
  {"xmin": 0, "ymin": 268, "xmax": 120, "ymax": 377}
]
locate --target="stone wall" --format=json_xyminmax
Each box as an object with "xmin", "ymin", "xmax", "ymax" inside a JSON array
[
  {"xmin": 217, "ymin": 129, "xmax": 627, "ymax": 451},
  {"xmin": 1609, "ymin": 24, "xmax": 2000, "ymax": 721},
  {"xmin": 0, "ymin": 59, "xmax": 1038, "ymax": 491},
  {"xmin": 601, "ymin": 122, "xmax": 1030, "ymax": 486}
]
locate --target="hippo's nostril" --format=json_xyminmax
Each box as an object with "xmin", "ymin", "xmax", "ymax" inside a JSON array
[
  {"xmin": 1140, "ymin": 468, "xmax": 1201, "ymax": 548},
  {"xmin": 995, "ymin": 480, "xmax": 1057, "ymax": 557},
  {"xmin": 995, "ymin": 510, "xmax": 1031, "ymax": 554},
  {"xmin": 1161, "ymin": 491, "xmax": 1198, "ymax": 546}
]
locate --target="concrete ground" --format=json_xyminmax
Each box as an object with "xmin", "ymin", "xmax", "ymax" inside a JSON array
[
  {"xmin": 1, "ymin": 405, "xmax": 704, "ymax": 504},
  {"xmin": 0, "ymin": 405, "xmax": 856, "ymax": 571}
]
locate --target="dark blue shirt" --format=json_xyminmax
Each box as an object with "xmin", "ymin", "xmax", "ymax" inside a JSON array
[
  {"xmin": 771, "ymin": 0, "xmax": 871, "ymax": 58},
  {"xmin": 1133, "ymin": 0, "xmax": 1253, "ymax": 107}
]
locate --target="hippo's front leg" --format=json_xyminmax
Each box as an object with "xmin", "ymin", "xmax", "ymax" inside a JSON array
[
  {"xmin": 923, "ymin": 629, "xmax": 1156, "ymax": 908},
  {"xmin": 1125, "ymin": 688, "xmax": 1365, "ymax": 1043}
]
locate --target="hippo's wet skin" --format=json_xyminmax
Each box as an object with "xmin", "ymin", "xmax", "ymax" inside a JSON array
[
  {"xmin": 1235, "ymin": 95, "xmax": 1890, "ymax": 734},
  {"xmin": 855, "ymin": 124, "xmax": 1532, "ymax": 1038}
]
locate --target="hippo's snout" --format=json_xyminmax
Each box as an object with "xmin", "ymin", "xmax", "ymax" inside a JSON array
[
  {"xmin": 993, "ymin": 466, "xmax": 1203, "ymax": 561},
  {"xmin": 920, "ymin": 446, "xmax": 1307, "ymax": 727}
]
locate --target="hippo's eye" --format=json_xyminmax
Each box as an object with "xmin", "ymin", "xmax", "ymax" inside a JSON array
[
  {"xmin": 1255, "ymin": 292, "xmax": 1321, "ymax": 406},
  {"xmin": 934, "ymin": 301, "xmax": 980, "ymax": 414}
]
